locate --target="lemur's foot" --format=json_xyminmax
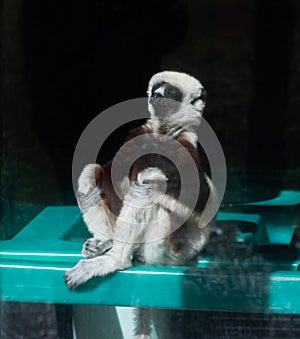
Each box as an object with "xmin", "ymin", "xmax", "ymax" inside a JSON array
[
  {"xmin": 65, "ymin": 253, "xmax": 125, "ymax": 289},
  {"xmin": 82, "ymin": 238, "xmax": 113, "ymax": 258}
]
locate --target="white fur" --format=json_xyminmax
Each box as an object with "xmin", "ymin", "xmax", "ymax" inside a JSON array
[
  {"xmin": 83, "ymin": 204, "xmax": 114, "ymax": 241},
  {"xmin": 147, "ymin": 71, "xmax": 205, "ymax": 132},
  {"xmin": 116, "ymin": 168, "xmax": 171, "ymax": 244},
  {"xmin": 182, "ymin": 130, "xmax": 198, "ymax": 148},
  {"xmin": 78, "ymin": 163, "xmax": 101, "ymax": 194},
  {"xmin": 137, "ymin": 167, "xmax": 168, "ymax": 183},
  {"xmin": 120, "ymin": 176, "xmax": 130, "ymax": 196}
]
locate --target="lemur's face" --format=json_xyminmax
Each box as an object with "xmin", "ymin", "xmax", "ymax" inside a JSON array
[
  {"xmin": 147, "ymin": 71, "xmax": 207, "ymax": 127},
  {"xmin": 149, "ymin": 82, "xmax": 183, "ymax": 119}
]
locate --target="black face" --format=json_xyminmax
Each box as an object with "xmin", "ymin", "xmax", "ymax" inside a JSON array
[
  {"xmin": 151, "ymin": 82, "xmax": 183, "ymax": 102},
  {"xmin": 149, "ymin": 82, "xmax": 183, "ymax": 118}
]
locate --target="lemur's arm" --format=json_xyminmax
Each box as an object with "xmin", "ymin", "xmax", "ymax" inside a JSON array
[{"xmin": 76, "ymin": 163, "xmax": 102, "ymax": 213}]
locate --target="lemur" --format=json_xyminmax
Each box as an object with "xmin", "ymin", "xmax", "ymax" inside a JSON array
[{"xmin": 65, "ymin": 71, "xmax": 217, "ymax": 338}]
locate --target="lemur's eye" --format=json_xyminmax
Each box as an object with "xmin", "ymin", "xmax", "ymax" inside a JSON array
[
  {"xmin": 164, "ymin": 85, "xmax": 183, "ymax": 101},
  {"xmin": 191, "ymin": 88, "xmax": 207, "ymax": 105}
]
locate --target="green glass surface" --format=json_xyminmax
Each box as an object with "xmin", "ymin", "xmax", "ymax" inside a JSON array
[{"xmin": 1, "ymin": 191, "xmax": 300, "ymax": 313}]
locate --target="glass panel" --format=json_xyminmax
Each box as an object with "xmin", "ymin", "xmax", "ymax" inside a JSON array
[{"xmin": 1, "ymin": 1, "xmax": 299, "ymax": 338}]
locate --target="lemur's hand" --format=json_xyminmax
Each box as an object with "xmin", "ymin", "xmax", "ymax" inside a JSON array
[
  {"xmin": 77, "ymin": 186, "xmax": 102, "ymax": 213},
  {"xmin": 82, "ymin": 238, "xmax": 113, "ymax": 258}
]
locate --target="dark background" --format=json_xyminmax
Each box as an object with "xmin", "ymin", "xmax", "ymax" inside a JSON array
[
  {"xmin": 2, "ymin": 0, "xmax": 300, "ymax": 236},
  {"xmin": 1, "ymin": 1, "xmax": 300, "ymax": 337}
]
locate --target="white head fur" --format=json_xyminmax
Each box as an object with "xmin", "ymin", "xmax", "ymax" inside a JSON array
[{"xmin": 147, "ymin": 71, "xmax": 207, "ymax": 130}]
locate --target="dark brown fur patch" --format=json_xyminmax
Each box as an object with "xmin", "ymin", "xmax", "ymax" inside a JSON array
[{"xmin": 99, "ymin": 122, "xmax": 210, "ymax": 229}]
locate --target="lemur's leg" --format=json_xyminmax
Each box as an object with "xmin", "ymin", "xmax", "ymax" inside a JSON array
[
  {"xmin": 76, "ymin": 164, "xmax": 115, "ymax": 258},
  {"xmin": 64, "ymin": 217, "xmax": 135, "ymax": 289},
  {"xmin": 65, "ymin": 168, "xmax": 166, "ymax": 289},
  {"xmin": 64, "ymin": 201, "xmax": 141, "ymax": 288},
  {"xmin": 81, "ymin": 203, "xmax": 115, "ymax": 255}
]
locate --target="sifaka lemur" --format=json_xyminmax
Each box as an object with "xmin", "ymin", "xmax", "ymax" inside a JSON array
[{"xmin": 65, "ymin": 71, "xmax": 218, "ymax": 338}]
